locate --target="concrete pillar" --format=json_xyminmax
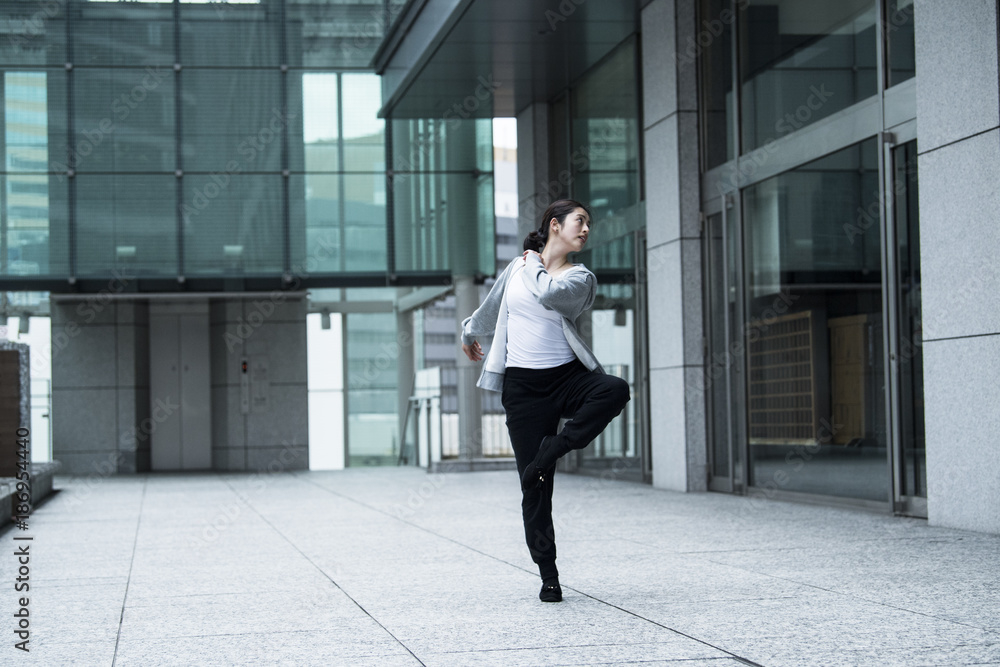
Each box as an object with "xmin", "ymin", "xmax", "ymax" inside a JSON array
[
  {"xmin": 914, "ymin": 0, "xmax": 1000, "ymax": 534},
  {"xmin": 396, "ymin": 305, "xmax": 415, "ymax": 462},
  {"xmin": 50, "ymin": 299, "xmax": 150, "ymax": 475},
  {"xmin": 641, "ymin": 0, "xmax": 707, "ymax": 492},
  {"xmin": 454, "ymin": 275, "xmax": 483, "ymax": 462},
  {"xmin": 516, "ymin": 103, "xmax": 550, "ymax": 238}
]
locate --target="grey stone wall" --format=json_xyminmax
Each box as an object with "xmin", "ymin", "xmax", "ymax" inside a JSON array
[{"xmin": 915, "ymin": 0, "xmax": 1000, "ymax": 533}]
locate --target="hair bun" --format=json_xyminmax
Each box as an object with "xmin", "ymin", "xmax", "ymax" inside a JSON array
[{"xmin": 523, "ymin": 230, "xmax": 544, "ymax": 252}]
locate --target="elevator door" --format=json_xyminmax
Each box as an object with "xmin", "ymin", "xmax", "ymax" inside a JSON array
[{"xmin": 149, "ymin": 302, "xmax": 211, "ymax": 470}]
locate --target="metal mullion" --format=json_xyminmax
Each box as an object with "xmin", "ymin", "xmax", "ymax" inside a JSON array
[
  {"xmin": 174, "ymin": 0, "xmax": 183, "ymax": 280},
  {"xmin": 337, "ymin": 73, "xmax": 345, "ymax": 273},
  {"xmin": 881, "ymin": 136, "xmax": 905, "ymax": 512},
  {"xmin": 67, "ymin": 0, "xmax": 77, "ymax": 282}
]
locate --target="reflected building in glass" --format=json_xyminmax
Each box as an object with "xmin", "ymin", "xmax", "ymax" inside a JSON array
[{"xmin": 2, "ymin": 0, "xmax": 998, "ymax": 536}]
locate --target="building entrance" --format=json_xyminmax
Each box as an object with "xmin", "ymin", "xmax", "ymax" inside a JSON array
[{"xmin": 704, "ymin": 138, "xmax": 926, "ymax": 512}]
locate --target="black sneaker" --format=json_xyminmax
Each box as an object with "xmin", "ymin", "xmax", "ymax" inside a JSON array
[{"xmin": 539, "ymin": 581, "xmax": 563, "ymax": 602}]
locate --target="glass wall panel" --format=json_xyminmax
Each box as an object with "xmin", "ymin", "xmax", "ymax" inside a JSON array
[
  {"xmin": 181, "ymin": 70, "xmax": 283, "ymax": 173},
  {"xmin": 346, "ymin": 311, "xmax": 399, "ymax": 466},
  {"xmin": 0, "ymin": 1, "xmax": 68, "ymax": 67},
  {"xmin": 73, "ymin": 68, "xmax": 175, "ymax": 173},
  {"xmin": 76, "ymin": 175, "xmax": 176, "ymax": 276},
  {"xmin": 286, "ymin": 0, "xmax": 406, "ymax": 69},
  {"xmin": 570, "ymin": 39, "xmax": 640, "ymax": 233},
  {"xmin": 181, "ymin": 175, "xmax": 283, "ymax": 274},
  {"xmin": 391, "ymin": 117, "xmax": 493, "ymax": 275},
  {"xmin": 699, "ymin": 0, "xmax": 736, "ymax": 169},
  {"xmin": 75, "ymin": 4, "xmax": 174, "ymax": 67},
  {"xmin": 579, "ymin": 282, "xmax": 642, "ymax": 480},
  {"xmin": 3, "ymin": 70, "xmax": 70, "ymax": 276},
  {"xmin": 180, "ymin": 3, "xmax": 281, "ymax": 68},
  {"xmin": 743, "ymin": 138, "xmax": 887, "ymax": 502},
  {"xmin": 739, "ymin": 0, "xmax": 877, "ymax": 151},
  {"xmin": 886, "ymin": 0, "xmax": 915, "ymax": 87},
  {"xmin": 341, "ymin": 74, "xmax": 384, "ymax": 173}
]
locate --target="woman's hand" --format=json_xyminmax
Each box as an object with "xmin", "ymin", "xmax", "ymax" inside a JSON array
[
  {"xmin": 462, "ymin": 340, "xmax": 483, "ymax": 362},
  {"xmin": 523, "ymin": 250, "xmax": 541, "ymax": 262}
]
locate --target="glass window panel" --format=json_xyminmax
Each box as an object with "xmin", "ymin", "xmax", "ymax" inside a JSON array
[
  {"xmin": 2, "ymin": 174, "xmax": 69, "ymax": 277},
  {"xmin": 569, "ymin": 38, "xmax": 641, "ymax": 268},
  {"xmin": 391, "ymin": 117, "xmax": 493, "ymax": 275},
  {"xmin": 74, "ymin": 5, "xmax": 174, "ymax": 67},
  {"xmin": 887, "ymin": 0, "xmax": 915, "ymax": 87},
  {"xmin": 699, "ymin": 0, "xmax": 736, "ymax": 169},
  {"xmin": 179, "ymin": 4, "xmax": 280, "ymax": 68},
  {"xmin": 342, "ymin": 74, "xmax": 385, "ymax": 173},
  {"xmin": 743, "ymin": 138, "xmax": 887, "ymax": 502},
  {"xmin": 346, "ymin": 311, "xmax": 399, "ymax": 466},
  {"xmin": 72, "ymin": 68, "xmax": 175, "ymax": 173},
  {"xmin": 739, "ymin": 0, "xmax": 877, "ymax": 152},
  {"xmin": 5, "ymin": 71, "xmax": 50, "ymax": 173},
  {"xmin": 75, "ymin": 175, "xmax": 177, "ymax": 276},
  {"xmin": 180, "ymin": 174, "xmax": 283, "ymax": 274},
  {"xmin": 0, "ymin": 1, "xmax": 68, "ymax": 67},
  {"xmin": 301, "ymin": 73, "xmax": 338, "ymax": 173},
  {"xmin": 181, "ymin": 70, "xmax": 284, "ymax": 173},
  {"xmin": 291, "ymin": 173, "xmax": 340, "ymax": 273}
]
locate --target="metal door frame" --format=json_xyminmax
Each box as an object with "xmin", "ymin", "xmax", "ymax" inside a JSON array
[
  {"xmin": 704, "ymin": 194, "xmax": 746, "ymax": 493},
  {"xmin": 880, "ymin": 122, "xmax": 926, "ymax": 517}
]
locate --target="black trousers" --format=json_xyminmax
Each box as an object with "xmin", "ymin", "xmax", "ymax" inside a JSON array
[{"xmin": 501, "ymin": 359, "xmax": 631, "ymax": 580}]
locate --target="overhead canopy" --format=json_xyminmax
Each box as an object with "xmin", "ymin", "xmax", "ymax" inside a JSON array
[{"xmin": 375, "ymin": 0, "xmax": 638, "ymax": 119}]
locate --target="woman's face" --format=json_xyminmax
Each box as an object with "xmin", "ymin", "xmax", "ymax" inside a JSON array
[{"xmin": 551, "ymin": 207, "xmax": 590, "ymax": 252}]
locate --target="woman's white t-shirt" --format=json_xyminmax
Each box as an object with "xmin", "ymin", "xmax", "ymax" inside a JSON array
[{"xmin": 505, "ymin": 265, "xmax": 577, "ymax": 369}]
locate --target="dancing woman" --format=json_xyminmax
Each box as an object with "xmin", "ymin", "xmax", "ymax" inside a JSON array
[{"xmin": 461, "ymin": 199, "xmax": 631, "ymax": 602}]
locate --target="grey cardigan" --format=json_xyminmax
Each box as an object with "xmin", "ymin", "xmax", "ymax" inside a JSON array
[{"xmin": 460, "ymin": 253, "xmax": 606, "ymax": 392}]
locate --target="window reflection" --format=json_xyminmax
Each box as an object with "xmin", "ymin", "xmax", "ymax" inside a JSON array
[
  {"xmin": 744, "ymin": 139, "xmax": 888, "ymax": 502},
  {"xmin": 739, "ymin": 0, "xmax": 877, "ymax": 151}
]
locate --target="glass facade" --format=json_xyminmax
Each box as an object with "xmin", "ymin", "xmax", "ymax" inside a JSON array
[
  {"xmin": 391, "ymin": 117, "xmax": 494, "ymax": 276},
  {"xmin": 0, "ymin": 0, "xmax": 405, "ymax": 286},
  {"xmin": 699, "ymin": 0, "xmax": 924, "ymax": 507},
  {"xmin": 567, "ymin": 39, "xmax": 642, "ymax": 273}
]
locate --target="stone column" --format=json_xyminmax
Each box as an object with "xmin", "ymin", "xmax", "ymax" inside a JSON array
[
  {"xmin": 641, "ymin": 0, "xmax": 707, "ymax": 492},
  {"xmin": 914, "ymin": 0, "xmax": 1000, "ymax": 534},
  {"xmin": 454, "ymin": 275, "xmax": 483, "ymax": 463}
]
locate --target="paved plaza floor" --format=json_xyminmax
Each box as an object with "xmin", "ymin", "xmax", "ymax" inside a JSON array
[{"xmin": 2, "ymin": 467, "xmax": 998, "ymax": 666}]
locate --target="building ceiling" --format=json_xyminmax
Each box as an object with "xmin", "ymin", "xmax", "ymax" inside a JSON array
[{"xmin": 377, "ymin": 0, "xmax": 639, "ymax": 119}]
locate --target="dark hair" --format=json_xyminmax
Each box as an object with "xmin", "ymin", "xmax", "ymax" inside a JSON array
[{"xmin": 523, "ymin": 199, "xmax": 592, "ymax": 252}]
